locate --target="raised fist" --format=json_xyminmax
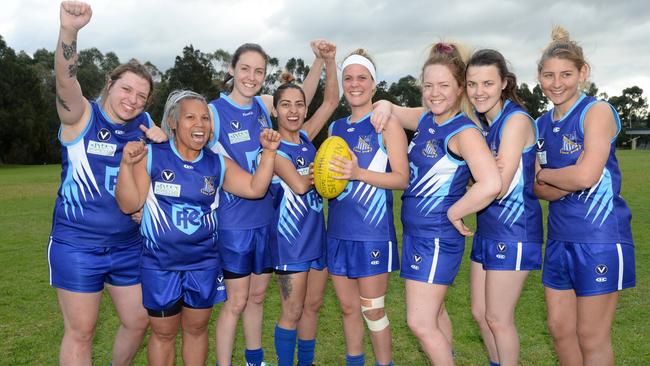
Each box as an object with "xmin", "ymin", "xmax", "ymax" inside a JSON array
[{"xmin": 60, "ymin": 1, "xmax": 92, "ymax": 32}]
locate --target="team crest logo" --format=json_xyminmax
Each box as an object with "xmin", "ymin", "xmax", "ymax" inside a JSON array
[
  {"xmin": 536, "ymin": 138, "xmax": 545, "ymax": 151},
  {"xmin": 200, "ymin": 176, "xmax": 216, "ymax": 196},
  {"xmin": 560, "ymin": 132, "xmax": 581, "ymax": 154},
  {"xmin": 172, "ymin": 203, "xmax": 202, "ymax": 235},
  {"xmin": 258, "ymin": 115, "xmax": 269, "ymax": 129},
  {"xmin": 497, "ymin": 242, "xmax": 507, "ymax": 252},
  {"xmin": 97, "ymin": 128, "xmax": 111, "ymax": 141},
  {"xmin": 230, "ymin": 120, "xmax": 242, "ymax": 131},
  {"xmin": 353, "ymin": 135, "xmax": 373, "ymax": 153},
  {"xmin": 421, "ymin": 140, "xmax": 438, "ymax": 158},
  {"xmin": 161, "ymin": 169, "xmax": 175, "ymax": 182},
  {"xmin": 595, "ymin": 264, "xmax": 608, "ymax": 275},
  {"xmin": 371, "ymin": 249, "xmax": 381, "ymax": 259},
  {"xmin": 295, "ymin": 156, "xmax": 306, "ymax": 167},
  {"xmin": 413, "ymin": 254, "xmax": 422, "ymax": 263}
]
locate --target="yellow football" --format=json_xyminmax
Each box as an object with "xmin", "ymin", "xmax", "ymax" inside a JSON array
[{"xmin": 313, "ymin": 136, "xmax": 351, "ymax": 199}]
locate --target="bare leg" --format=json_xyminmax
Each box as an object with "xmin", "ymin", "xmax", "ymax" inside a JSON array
[
  {"xmin": 106, "ymin": 284, "xmax": 149, "ymax": 366},
  {"xmin": 545, "ymin": 287, "xmax": 583, "ymax": 366},
  {"xmin": 57, "ymin": 288, "xmax": 102, "ymax": 366},
  {"xmin": 358, "ymin": 273, "xmax": 392, "ymax": 364},
  {"xmin": 277, "ymin": 272, "xmax": 308, "ymax": 329},
  {"xmin": 331, "ymin": 274, "xmax": 364, "ymax": 356},
  {"xmin": 470, "ymin": 261, "xmax": 498, "ymax": 363},
  {"xmin": 181, "ymin": 307, "xmax": 213, "ymax": 366},
  {"xmin": 147, "ymin": 314, "xmax": 181, "ymax": 366},
  {"xmin": 577, "ymin": 292, "xmax": 619, "ymax": 366},
  {"xmin": 242, "ymin": 272, "xmax": 272, "ymax": 350},
  {"xmin": 297, "ymin": 268, "xmax": 328, "ymax": 340},
  {"xmin": 216, "ymin": 275, "xmax": 251, "ymax": 366}
]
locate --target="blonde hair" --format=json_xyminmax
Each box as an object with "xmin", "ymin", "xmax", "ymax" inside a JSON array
[{"xmin": 538, "ymin": 26, "xmax": 590, "ymax": 74}]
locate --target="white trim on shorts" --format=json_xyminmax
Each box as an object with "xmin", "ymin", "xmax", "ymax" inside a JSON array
[
  {"xmin": 616, "ymin": 243, "xmax": 623, "ymax": 290},
  {"xmin": 388, "ymin": 241, "xmax": 393, "ymax": 272},
  {"xmin": 47, "ymin": 236, "xmax": 53, "ymax": 286},
  {"xmin": 427, "ymin": 238, "xmax": 440, "ymax": 283},
  {"xmin": 516, "ymin": 241, "xmax": 523, "ymax": 271}
]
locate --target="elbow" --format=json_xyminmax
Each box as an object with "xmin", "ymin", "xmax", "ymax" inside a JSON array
[
  {"xmin": 293, "ymin": 183, "xmax": 312, "ymax": 195},
  {"xmin": 575, "ymin": 172, "xmax": 601, "ymax": 190},
  {"xmin": 485, "ymin": 176, "xmax": 502, "ymax": 200},
  {"xmin": 396, "ymin": 173, "xmax": 410, "ymax": 190}
]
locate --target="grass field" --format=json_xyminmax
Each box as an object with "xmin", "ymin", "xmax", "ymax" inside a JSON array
[{"xmin": 1, "ymin": 150, "xmax": 648, "ymax": 365}]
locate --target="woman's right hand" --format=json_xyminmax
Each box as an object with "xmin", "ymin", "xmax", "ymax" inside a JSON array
[
  {"xmin": 371, "ymin": 100, "xmax": 393, "ymax": 132},
  {"xmin": 60, "ymin": 1, "xmax": 92, "ymax": 32},
  {"xmin": 122, "ymin": 141, "xmax": 148, "ymax": 165}
]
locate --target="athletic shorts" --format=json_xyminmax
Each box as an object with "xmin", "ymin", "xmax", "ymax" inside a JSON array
[
  {"xmin": 274, "ymin": 254, "xmax": 327, "ymax": 273},
  {"xmin": 400, "ymin": 234, "xmax": 464, "ymax": 285},
  {"xmin": 327, "ymin": 237, "xmax": 399, "ymax": 278},
  {"xmin": 217, "ymin": 225, "xmax": 272, "ymax": 276},
  {"xmin": 542, "ymin": 240, "xmax": 636, "ymax": 296},
  {"xmin": 48, "ymin": 236, "xmax": 141, "ymax": 293},
  {"xmin": 141, "ymin": 267, "xmax": 227, "ymax": 313},
  {"xmin": 472, "ymin": 234, "xmax": 542, "ymax": 271}
]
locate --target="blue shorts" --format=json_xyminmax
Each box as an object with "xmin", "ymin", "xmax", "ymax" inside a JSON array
[
  {"xmin": 218, "ymin": 226, "xmax": 272, "ymax": 275},
  {"xmin": 542, "ymin": 240, "xmax": 636, "ymax": 296},
  {"xmin": 141, "ymin": 267, "xmax": 227, "ymax": 311},
  {"xmin": 48, "ymin": 236, "xmax": 141, "ymax": 293},
  {"xmin": 275, "ymin": 255, "xmax": 327, "ymax": 273},
  {"xmin": 471, "ymin": 234, "xmax": 542, "ymax": 271},
  {"xmin": 400, "ymin": 234, "xmax": 464, "ymax": 285},
  {"xmin": 327, "ymin": 237, "xmax": 399, "ymax": 278}
]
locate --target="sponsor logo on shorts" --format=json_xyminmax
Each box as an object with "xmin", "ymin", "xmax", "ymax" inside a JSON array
[
  {"xmin": 595, "ymin": 264, "xmax": 608, "ymax": 283},
  {"xmin": 98, "ymin": 128, "xmax": 111, "ymax": 141},
  {"xmin": 411, "ymin": 253, "xmax": 422, "ymax": 270},
  {"xmin": 496, "ymin": 242, "xmax": 507, "ymax": 259},
  {"xmin": 370, "ymin": 249, "xmax": 380, "ymax": 265},
  {"xmin": 161, "ymin": 169, "xmax": 175, "ymax": 182}
]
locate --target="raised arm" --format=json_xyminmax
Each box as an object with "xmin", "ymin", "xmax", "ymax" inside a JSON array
[
  {"xmin": 302, "ymin": 41, "xmax": 339, "ymax": 140},
  {"xmin": 536, "ymin": 102, "xmax": 615, "ymax": 191},
  {"xmin": 447, "ymin": 128, "xmax": 502, "ymax": 235},
  {"xmin": 56, "ymin": 1, "xmax": 93, "ymax": 140},
  {"xmin": 330, "ymin": 115, "xmax": 409, "ymax": 190},
  {"xmin": 115, "ymin": 141, "xmax": 150, "ymax": 214},
  {"xmin": 223, "ymin": 128, "xmax": 281, "ymax": 198}
]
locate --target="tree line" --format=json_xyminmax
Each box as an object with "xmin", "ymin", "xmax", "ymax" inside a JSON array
[{"xmin": 1, "ymin": 35, "xmax": 648, "ymax": 164}]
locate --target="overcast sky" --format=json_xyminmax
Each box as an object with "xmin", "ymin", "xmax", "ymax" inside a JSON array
[{"xmin": 2, "ymin": 0, "xmax": 649, "ymax": 98}]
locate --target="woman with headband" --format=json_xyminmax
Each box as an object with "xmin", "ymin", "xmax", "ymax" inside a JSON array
[
  {"xmin": 327, "ymin": 49, "xmax": 409, "ymax": 366},
  {"xmin": 373, "ymin": 42, "xmax": 501, "ymax": 364}
]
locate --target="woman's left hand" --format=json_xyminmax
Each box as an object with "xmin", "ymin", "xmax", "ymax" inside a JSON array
[
  {"xmin": 140, "ymin": 124, "xmax": 168, "ymax": 143},
  {"xmin": 260, "ymin": 128, "xmax": 281, "ymax": 151},
  {"xmin": 329, "ymin": 149, "xmax": 360, "ymax": 180}
]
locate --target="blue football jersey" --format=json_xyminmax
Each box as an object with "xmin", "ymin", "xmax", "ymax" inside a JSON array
[
  {"xmin": 401, "ymin": 112, "xmax": 479, "ymax": 239},
  {"xmin": 476, "ymin": 100, "xmax": 543, "ymax": 242},
  {"xmin": 327, "ymin": 113, "xmax": 396, "ymax": 242},
  {"xmin": 140, "ymin": 141, "xmax": 225, "ymax": 270},
  {"xmin": 208, "ymin": 93, "xmax": 273, "ymax": 230},
  {"xmin": 51, "ymin": 101, "xmax": 153, "ymax": 247},
  {"xmin": 536, "ymin": 94, "xmax": 633, "ymax": 244},
  {"xmin": 269, "ymin": 130, "xmax": 325, "ymax": 266}
]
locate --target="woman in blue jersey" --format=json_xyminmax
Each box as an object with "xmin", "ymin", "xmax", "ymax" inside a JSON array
[
  {"xmin": 48, "ymin": 2, "xmax": 166, "ymax": 365},
  {"xmin": 208, "ymin": 41, "xmax": 324, "ymax": 366},
  {"xmin": 534, "ymin": 27, "xmax": 635, "ymax": 366},
  {"xmin": 466, "ymin": 49, "xmax": 543, "ymax": 366},
  {"xmin": 373, "ymin": 42, "xmax": 501, "ymax": 365},
  {"xmin": 269, "ymin": 40, "xmax": 338, "ymax": 366},
  {"xmin": 326, "ymin": 49, "xmax": 409, "ymax": 366},
  {"xmin": 115, "ymin": 90, "xmax": 280, "ymax": 366}
]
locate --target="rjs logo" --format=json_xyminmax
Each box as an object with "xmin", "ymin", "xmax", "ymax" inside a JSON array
[
  {"xmin": 98, "ymin": 128, "xmax": 111, "ymax": 141},
  {"xmin": 296, "ymin": 156, "xmax": 306, "ymax": 167},
  {"xmin": 230, "ymin": 120, "xmax": 241, "ymax": 131},
  {"xmin": 496, "ymin": 242, "xmax": 507, "ymax": 259},
  {"xmin": 370, "ymin": 249, "xmax": 380, "ymax": 265},
  {"xmin": 595, "ymin": 264, "xmax": 608, "ymax": 283},
  {"xmin": 172, "ymin": 203, "xmax": 202, "ymax": 235},
  {"xmin": 161, "ymin": 169, "xmax": 175, "ymax": 182}
]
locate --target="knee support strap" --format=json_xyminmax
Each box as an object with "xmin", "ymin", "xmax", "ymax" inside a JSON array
[{"xmin": 360, "ymin": 295, "xmax": 389, "ymax": 332}]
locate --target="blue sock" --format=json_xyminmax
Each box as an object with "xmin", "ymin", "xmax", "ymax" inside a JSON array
[
  {"xmin": 297, "ymin": 338, "xmax": 316, "ymax": 366},
  {"xmin": 490, "ymin": 362, "xmax": 500, "ymax": 366},
  {"xmin": 274, "ymin": 325, "xmax": 297, "ymax": 366},
  {"xmin": 346, "ymin": 353, "xmax": 365, "ymax": 366},
  {"xmin": 245, "ymin": 348, "xmax": 264, "ymax": 366},
  {"xmin": 375, "ymin": 362, "xmax": 394, "ymax": 366}
]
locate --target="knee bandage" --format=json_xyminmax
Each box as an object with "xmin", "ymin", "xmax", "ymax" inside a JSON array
[{"xmin": 360, "ymin": 295, "xmax": 389, "ymax": 332}]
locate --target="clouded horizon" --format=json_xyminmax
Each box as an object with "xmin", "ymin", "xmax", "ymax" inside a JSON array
[{"xmin": 2, "ymin": 0, "xmax": 649, "ymax": 98}]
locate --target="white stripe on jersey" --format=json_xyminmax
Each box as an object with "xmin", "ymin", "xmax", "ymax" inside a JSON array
[
  {"xmin": 616, "ymin": 243, "xmax": 623, "ymax": 290},
  {"xmin": 428, "ymin": 238, "xmax": 440, "ymax": 283}
]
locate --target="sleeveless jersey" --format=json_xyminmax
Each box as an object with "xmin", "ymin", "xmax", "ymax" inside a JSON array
[
  {"xmin": 401, "ymin": 112, "xmax": 478, "ymax": 239},
  {"xmin": 208, "ymin": 93, "xmax": 273, "ymax": 229},
  {"xmin": 327, "ymin": 113, "xmax": 396, "ymax": 241},
  {"xmin": 476, "ymin": 100, "xmax": 543, "ymax": 242},
  {"xmin": 269, "ymin": 131, "xmax": 325, "ymax": 265},
  {"xmin": 536, "ymin": 94, "xmax": 633, "ymax": 244},
  {"xmin": 51, "ymin": 100, "xmax": 153, "ymax": 247},
  {"xmin": 140, "ymin": 141, "xmax": 225, "ymax": 270}
]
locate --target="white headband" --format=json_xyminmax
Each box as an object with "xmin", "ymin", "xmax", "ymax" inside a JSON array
[{"xmin": 341, "ymin": 54, "xmax": 377, "ymax": 81}]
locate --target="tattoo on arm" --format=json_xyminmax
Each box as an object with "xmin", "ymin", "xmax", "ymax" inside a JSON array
[
  {"xmin": 61, "ymin": 40, "xmax": 77, "ymax": 61},
  {"xmin": 68, "ymin": 63, "xmax": 78, "ymax": 78},
  {"xmin": 278, "ymin": 274, "xmax": 293, "ymax": 300},
  {"xmin": 56, "ymin": 93, "xmax": 71, "ymax": 112}
]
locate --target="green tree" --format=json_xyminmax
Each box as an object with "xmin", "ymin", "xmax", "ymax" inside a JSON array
[
  {"xmin": 389, "ymin": 75, "xmax": 421, "ymax": 107},
  {"xmin": 517, "ymin": 83, "xmax": 548, "ymax": 119},
  {"xmin": 608, "ymin": 86, "xmax": 648, "ymax": 129}
]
